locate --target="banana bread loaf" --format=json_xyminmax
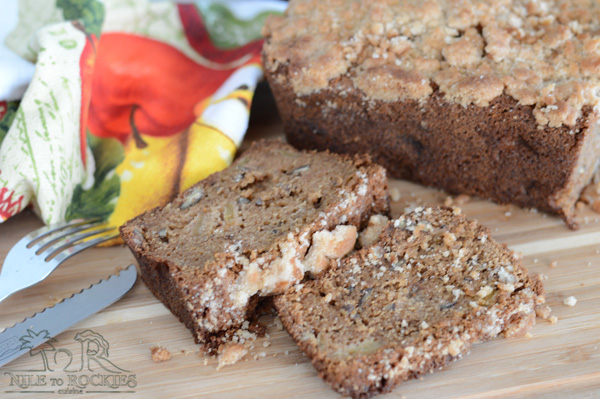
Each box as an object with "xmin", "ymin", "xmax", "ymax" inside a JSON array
[
  {"xmin": 120, "ymin": 140, "xmax": 389, "ymax": 352},
  {"xmin": 262, "ymin": 0, "xmax": 600, "ymax": 228},
  {"xmin": 274, "ymin": 206, "xmax": 545, "ymax": 398}
]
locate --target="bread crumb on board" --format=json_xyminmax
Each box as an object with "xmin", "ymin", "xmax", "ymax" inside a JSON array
[
  {"xmin": 217, "ymin": 343, "xmax": 248, "ymax": 370},
  {"xmin": 150, "ymin": 346, "xmax": 171, "ymax": 363},
  {"xmin": 535, "ymin": 304, "xmax": 552, "ymax": 319},
  {"xmin": 443, "ymin": 194, "xmax": 471, "ymax": 207},
  {"xmin": 563, "ymin": 296, "xmax": 578, "ymax": 307},
  {"xmin": 269, "ymin": 317, "xmax": 284, "ymax": 331}
]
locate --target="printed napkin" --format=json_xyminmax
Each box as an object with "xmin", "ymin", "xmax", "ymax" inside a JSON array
[{"xmin": 0, "ymin": 0, "xmax": 285, "ymax": 236}]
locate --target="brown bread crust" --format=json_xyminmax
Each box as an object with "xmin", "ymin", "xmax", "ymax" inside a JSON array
[
  {"xmin": 266, "ymin": 64, "xmax": 600, "ymax": 229},
  {"xmin": 120, "ymin": 140, "xmax": 389, "ymax": 353},
  {"xmin": 274, "ymin": 207, "xmax": 545, "ymax": 398}
]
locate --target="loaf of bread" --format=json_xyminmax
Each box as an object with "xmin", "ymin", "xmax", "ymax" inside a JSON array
[
  {"xmin": 120, "ymin": 140, "xmax": 389, "ymax": 352},
  {"xmin": 262, "ymin": 0, "xmax": 600, "ymax": 228},
  {"xmin": 275, "ymin": 206, "xmax": 545, "ymax": 398}
]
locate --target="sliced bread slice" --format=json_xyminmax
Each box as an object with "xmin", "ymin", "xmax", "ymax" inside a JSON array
[
  {"xmin": 120, "ymin": 140, "xmax": 389, "ymax": 352},
  {"xmin": 274, "ymin": 206, "xmax": 544, "ymax": 398}
]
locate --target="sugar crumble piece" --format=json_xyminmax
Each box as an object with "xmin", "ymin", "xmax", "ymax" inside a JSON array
[
  {"xmin": 476, "ymin": 285, "xmax": 493, "ymax": 298},
  {"xmin": 216, "ymin": 343, "xmax": 248, "ymax": 370},
  {"xmin": 535, "ymin": 304, "xmax": 551, "ymax": 319},
  {"xmin": 549, "ymin": 261, "xmax": 558, "ymax": 268},
  {"xmin": 563, "ymin": 296, "xmax": 577, "ymax": 307},
  {"xmin": 274, "ymin": 317, "xmax": 284, "ymax": 331},
  {"xmin": 358, "ymin": 214, "xmax": 390, "ymax": 248},
  {"xmin": 548, "ymin": 316, "xmax": 558, "ymax": 324},
  {"xmin": 150, "ymin": 346, "xmax": 171, "ymax": 363}
]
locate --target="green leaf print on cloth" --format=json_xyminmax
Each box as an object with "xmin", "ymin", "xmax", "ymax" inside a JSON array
[
  {"xmin": 199, "ymin": 2, "xmax": 279, "ymax": 49},
  {"xmin": 57, "ymin": 0, "xmax": 105, "ymax": 36},
  {"xmin": 0, "ymin": 101, "xmax": 19, "ymax": 148},
  {"xmin": 65, "ymin": 132, "xmax": 123, "ymax": 221}
]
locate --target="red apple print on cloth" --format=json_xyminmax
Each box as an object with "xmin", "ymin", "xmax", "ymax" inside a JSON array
[
  {"xmin": 87, "ymin": 27, "xmax": 262, "ymax": 147},
  {"xmin": 0, "ymin": 186, "xmax": 24, "ymax": 221}
]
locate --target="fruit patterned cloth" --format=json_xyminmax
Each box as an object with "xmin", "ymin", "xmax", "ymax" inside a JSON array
[{"xmin": 0, "ymin": 0, "xmax": 285, "ymax": 237}]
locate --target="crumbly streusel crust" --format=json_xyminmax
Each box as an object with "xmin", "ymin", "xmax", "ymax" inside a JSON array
[
  {"xmin": 264, "ymin": 0, "xmax": 600, "ymax": 128},
  {"xmin": 275, "ymin": 206, "xmax": 545, "ymax": 399},
  {"xmin": 120, "ymin": 140, "xmax": 389, "ymax": 352}
]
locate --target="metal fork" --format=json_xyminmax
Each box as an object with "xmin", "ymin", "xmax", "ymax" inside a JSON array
[{"xmin": 0, "ymin": 218, "xmax": 120, "ymax": 303}]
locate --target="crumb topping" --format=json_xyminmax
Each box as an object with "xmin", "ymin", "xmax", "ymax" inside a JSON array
[
  {"xmin": 358, "ymin": 214, "xmax": 390, "ymax": 248},
  {"xmin": 263, "ymin": 0, "xmax": 600, "ymax": 127},
  {"xmin": 231, "ymin": 224, "xmax": 357, "ymax": 307},
  {"xmin": 150, "ymin": 346, "xmax": 171, "ymax": 363},
  {"xmin": 216, "ymin": 343, "xmax": 248, "ymax": 370},
  {"xmin": 563, "ymin": 295, "xmax": 578, "ymax": 306}
]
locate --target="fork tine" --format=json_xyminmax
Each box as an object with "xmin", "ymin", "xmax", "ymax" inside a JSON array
[
  {"xmin": 50, "ymin": 232, "xmax": 120, "ymax": 264},
  {"xmin": 29, "ymin": 220, "xmax": 105, "ymax": 253},
  {"xmin": 0, "ymin": 219, "xmax": 119, "ymax": 304},
  {"xmin": 42, "ymin": 227, "xmax": 118, "ymax": 261},
  {"xmin": 25, "ymin": 217, "xmax": 102, "ymax": 244}
]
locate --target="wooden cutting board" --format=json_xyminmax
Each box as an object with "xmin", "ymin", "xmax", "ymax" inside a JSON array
[{"xmin": 1, "ymin": 113, "xmax": 600, "ymax": 399}]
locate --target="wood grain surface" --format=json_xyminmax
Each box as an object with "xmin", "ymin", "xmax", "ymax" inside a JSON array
[{"xmin": 1, "ymin": 97, "xmax": 600, "ymax": 398}]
